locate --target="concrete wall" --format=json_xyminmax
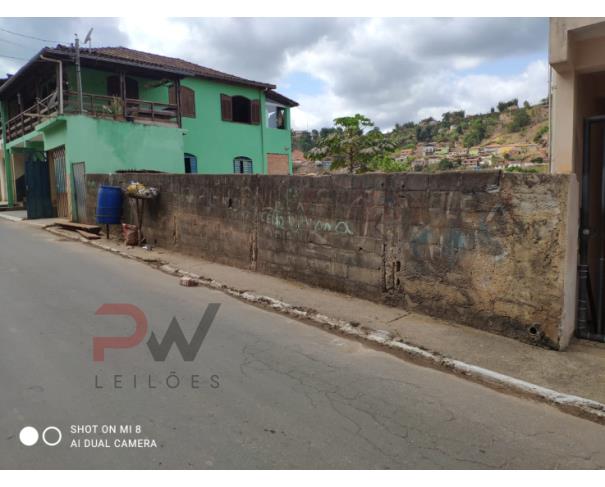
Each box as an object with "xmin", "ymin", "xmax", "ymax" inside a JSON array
[{"xmin": 85, "ymin": 171, "xmax": 576, "ymax": 349}]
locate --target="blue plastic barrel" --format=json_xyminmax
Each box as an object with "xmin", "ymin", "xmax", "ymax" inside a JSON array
[{"xmin": 96, "ymin": 185, "xmax": 123, "ymax": 224}]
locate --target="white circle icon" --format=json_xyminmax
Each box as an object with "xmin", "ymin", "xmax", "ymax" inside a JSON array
[
  {"xmin": 19, "ymin": 426, "xmax": 39, "ymax": 446},
  {"xmin": 42, "ymin": 426, "xmax": 62, "ymax": 446}
]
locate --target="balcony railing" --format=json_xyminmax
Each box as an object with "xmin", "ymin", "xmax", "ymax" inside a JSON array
[
  {"xmin": 5, "ymin": 92, "xmax": 59, "ymax": 142},
  {"xmin": 5, "ymin": 90, "xmax": 179, "ymax": 143}
]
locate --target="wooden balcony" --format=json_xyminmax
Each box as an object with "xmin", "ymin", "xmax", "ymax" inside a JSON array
[
  {"xmin": 4, "ymin": 90, "xmax": 180, "ymax": 143},
  {"xmin": 5, "ymin": 92, "xmax": 59, "ymax": 143}
]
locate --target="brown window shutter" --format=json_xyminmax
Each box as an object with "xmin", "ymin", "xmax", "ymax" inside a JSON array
[
  {"xmin": 220, "ymin": 94, "xmax": 232, "ymax": 121},
  {"xmin": 168, "ymin": 85, "xmax": 176, "ymax": 104},
  {"xmin": 181, "ymin": 86, "xmax": 195, "ymax": 118},
  {"xmin": 250, "ymin": 99, "xmax": 260, "ymax": 125}
]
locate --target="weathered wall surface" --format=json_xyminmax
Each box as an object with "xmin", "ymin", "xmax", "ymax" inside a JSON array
[{"xmin": 85, "ymin": 171, "xmax": 574, "ymax": 349}]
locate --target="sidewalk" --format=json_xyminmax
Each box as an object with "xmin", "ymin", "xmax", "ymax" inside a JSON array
[{"xmin": 36, "ymin": 221, "xmax": 605, "ymax": 420}]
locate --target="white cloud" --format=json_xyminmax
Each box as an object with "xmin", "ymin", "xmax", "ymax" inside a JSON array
[{"xmin": 0, "ymin": 18, "xmax": 549, "ymax": 130}]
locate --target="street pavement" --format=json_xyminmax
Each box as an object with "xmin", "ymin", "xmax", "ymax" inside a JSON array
[{"xmin": 0, "ymin": 219, "xmax": 604, "ymax": 469}]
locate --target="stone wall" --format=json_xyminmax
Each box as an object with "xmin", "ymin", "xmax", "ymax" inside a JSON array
[{"xmin": 86, "ymin": 171, "xmax": 575, "ymax": 349}]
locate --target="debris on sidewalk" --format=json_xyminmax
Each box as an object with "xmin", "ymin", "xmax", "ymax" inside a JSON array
[
  {"xmin": 75, "ymin": 229, "xmax": 101, "ymax": 240},
  {"xmin": 56, "ymin": 220, "xmax": 101, "ymax": 234},
  {"xmin": 179, "ymin": 276, "xmax": 198, "ymax": 287}
]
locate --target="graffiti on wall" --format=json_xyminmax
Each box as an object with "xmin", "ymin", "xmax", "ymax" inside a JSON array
[
  {"xmin": 261, "ymin": 203, "xmax": 354, "ymax": 236},
  {"xmin": 407, "ymin": 203, "xmax": 507, "ymax": 271}
]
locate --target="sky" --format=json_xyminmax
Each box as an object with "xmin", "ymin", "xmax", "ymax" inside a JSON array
[{"xmin": 0, "ymin": 17, "xmax": 549, "ymax": 131}]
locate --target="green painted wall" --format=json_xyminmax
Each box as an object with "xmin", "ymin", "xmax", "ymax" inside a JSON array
[
  {"xmin": 1, "ymin": 65, "xmax": 293, "ymax": 202},
  {"xmin": 180, "ymin": 78, "xmax": 263, "ymax": 173},
  {"xmin": 63, "ymin": 115, "xmax": 184, "ymax": 174},
  {"xmin": 67, "ymin": 66, "xmax": 170, "ymax": 103}
]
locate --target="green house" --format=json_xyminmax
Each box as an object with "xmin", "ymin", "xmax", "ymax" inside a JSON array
[{"xmin": 0, "ymin": 45, "xmax": 298, "ymax": 220}]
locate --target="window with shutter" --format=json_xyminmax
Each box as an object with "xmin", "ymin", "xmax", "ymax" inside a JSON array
[
  {"xmin": 170, "ymin": 85, "xmax": 196, "ymax": 118},
  {"xmin": 180, "ymin": 86, "xmax": 195, "ymax": 118},
  {"xmin": 221, "ymin": 94, "xmax": 233, "ymax": 121},
  {"xmin": 232, "ymin": 95, "xmax": 251, "ymax": 123},
  {"xmin": 250, "ymin": 99, "xmax": 260, "ymax": 125},
  {"xmin": 221, "ymin": 95, "xmax": 259, "ymax": 125},
  {"xmin": 107, "ymin": 76, "xmax": 138, "ymax": 98},
  {"xmin": 233, "ymin": 156, "xmax": 253, "ymax": 174},
  {"xmin": 184, "ymin": 153, "xmax": 198, "ymax": 173}
]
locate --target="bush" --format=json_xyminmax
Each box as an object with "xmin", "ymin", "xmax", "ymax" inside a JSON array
[
  {"xmin": 438, "ymin": 158, "xmax": 455, "ymax": 171},
  {"xmin": 533, "ymin": 124, "xmax": 549, "ymax": 143},
  {"xmin": 505, "ymin": 166, "xmax": 538, "ymax": 173},
  {"xmin": 463, "ymin": 120, "xmax": 486, "ymax": 147},
  {"xmin": 497, "ymin": 98, "xmax": 518, "ymax": 112},
  {"xmin": 508, "ymin": 108, "xmax": 531, "ymax": 132}
]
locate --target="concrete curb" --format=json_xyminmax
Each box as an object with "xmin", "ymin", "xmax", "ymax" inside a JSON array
[
  {"xmin": 0, "ymin": 213, "xmax": 25, "ymax": 222},
  {"xmin": 44, "ymin": 225, "xmax": 605, "ymax": 425}
]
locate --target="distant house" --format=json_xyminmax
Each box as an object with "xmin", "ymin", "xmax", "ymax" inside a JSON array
[
  {"xmin": 419, "ymin": 144, "xmax": 436, "ymax": 156},
  {"xmin": 479, "ymin": 145, "xmax": 500, "ymax": 155},
  {"xmin": 0, "ymin": 45, "xmax": 298, "ymax": 219},
  {"xmin": 395, "ymin": 148, "xmax": 414, "ymax": 161}
]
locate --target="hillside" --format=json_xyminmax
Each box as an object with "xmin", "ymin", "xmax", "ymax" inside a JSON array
[{"xmin": 292, "ymin": 99, "xmax": 550, "ymax": 174}]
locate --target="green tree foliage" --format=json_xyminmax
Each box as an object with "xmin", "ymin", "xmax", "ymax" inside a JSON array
[
  {"xmin": 462, "ymin": 119, "xmax": 487, "ymax": 147},
  {"xmin": 441, "ymin": 110, "xmax": 465, "ymax": 126},
  {"xmin": 416, "ymin": 123, "xmax": 439, "ymax": 142},
  {"xmin": 438, "ymin": 158, "xmax": 455, "ymax": 170},
  {"xmin": 497, "ymin": 98, "xmax": 519, "ymax": 112},
  {"xmin": 533, "ymin": 124, "xmax": 549, "ymax": 143},
  {"xmin": 292, "ymin": 131, "xmax": 315, "ymax": 153},
  {"xmin": 505, "ymin": 165, "xmax": 538, "ymax": 173},
  {"xmin": 369, "ymin": 156, "xmax": 411, "ymax": 173},
  {"xmin": 508, "ymin": 108, "xmax": 531, "ymax": 132},
  {"xmin": 307, "ymin": 114, "xmax": 396, "ymax": 173}
]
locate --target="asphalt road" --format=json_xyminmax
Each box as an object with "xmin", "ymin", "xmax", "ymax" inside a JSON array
[{"xmin": 0, "ymin": 219, "xmax": 604, "ymax": 469}]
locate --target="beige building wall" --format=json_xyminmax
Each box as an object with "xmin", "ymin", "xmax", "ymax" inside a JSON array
[{"xmin": 549, "ymin": 18, "xmax": 605, "ymax": 347}]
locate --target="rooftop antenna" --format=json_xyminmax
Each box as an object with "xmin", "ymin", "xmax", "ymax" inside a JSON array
[{"xmin": 84, "ymin": 28, "xmax": 93, "ymax": 52}]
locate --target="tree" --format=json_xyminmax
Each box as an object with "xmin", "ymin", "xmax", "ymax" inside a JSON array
[
  {"xmin": 438, "ymin": 158, "xmax": 455, "ymax": 171},
  {"xmin": 292, "ymin": 130, "xmax": 315, "ymax": 153},
  {"xmin": 497, "ymin": 98, "xmax": 519, "ymax": 112},
  {"xmin": 508, "ymin": 108, "xmax": 531, "ymax": 132},
  {"xmin": 462, "ymin": 119, "xmax": 487, "ymax": 147},
  {"xmin": 307, "ymin": 114, "xmax": 395, "ymax": 173}
]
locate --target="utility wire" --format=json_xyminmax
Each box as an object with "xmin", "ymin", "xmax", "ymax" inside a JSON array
[
  {"xmin": 0, "ymin": 27, "xmax": 60, "ymax": 44},
  {"xmin": 0, "ymin": 37, "xmax": 27, "ymax": 48},
  {"xmin": 0, "ymin": 53, "xmax": 28, "ymax": 61}
]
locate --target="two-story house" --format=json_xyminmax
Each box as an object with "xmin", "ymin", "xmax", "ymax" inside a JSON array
[{"xmin": 0, "ymin": 45, "xmax": 298, "ymax": 220}]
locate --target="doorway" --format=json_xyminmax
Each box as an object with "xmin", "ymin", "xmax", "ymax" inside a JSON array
[
  {"xmin": 48, "ymin": 146, "xmax": 68, "ymax": 218},
  {"xmin": 72, "ymin": 162, "xmax": 86, "ymax": 223},
  {"xmin": 577, "ymin": 116, "xmax": 605, "ymax": 342},
  {"xmin": 24, "ymin": 150, "xmax": 53, "ymax": 219}
]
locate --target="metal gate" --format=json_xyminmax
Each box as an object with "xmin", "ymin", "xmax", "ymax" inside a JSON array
[
  {"xmin": 48, "ymin": 146, "xmax": 68, "ymax": 218},
  {"xmin": 72, "ymin": 162, "xmax": 86, "ymax": 223},
  {"xmin": 577, "ymin": 115, "xmax": 605, "ymax": 342},
  {"xmin": 24, "ymin": 150, "xmax": 53, "ymax": 219}
]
